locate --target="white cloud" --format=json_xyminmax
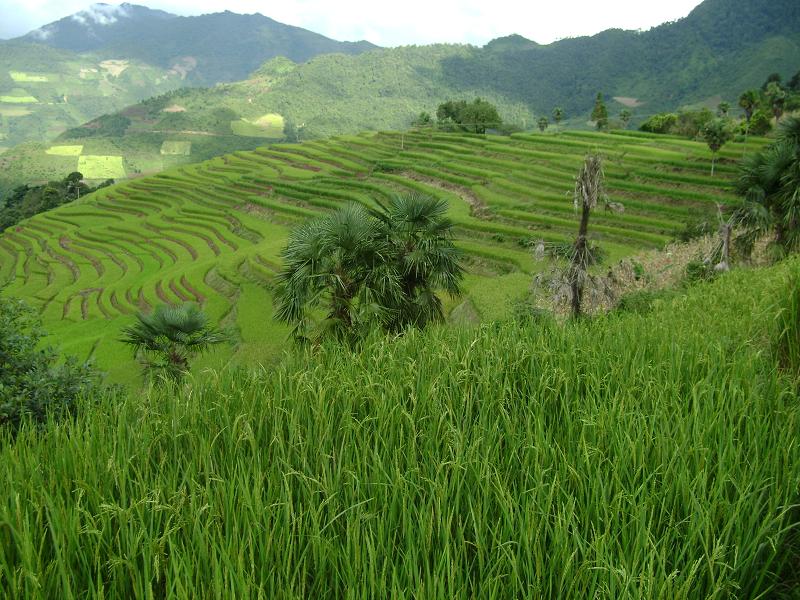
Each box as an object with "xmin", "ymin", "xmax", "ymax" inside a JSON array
[
  {"xmin": 0, "ymin": 0, "xmax": 705, "ymax": 45},
  {"xmin": 71, "ymin": 3, "xmax": 131, "ymax": 26}
]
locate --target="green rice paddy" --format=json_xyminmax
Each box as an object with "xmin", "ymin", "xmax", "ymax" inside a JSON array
[
  {"xmin": 160, "ymin": 141, "xmax": 192, "ymax": 156},
  {"xmin": 0, "ymin": 130, "xmax": 769, "ymax": 383},
  {"xmin": 77, "ymin": 155, "xmax": 127, "ymax": 179},
  {"xmin": 8, "ymin": 71, "xmax": 50, "ymax": 83},
  {"xmin": 0, "ymin": 95, "xmax": 38, "ymax": 104}
]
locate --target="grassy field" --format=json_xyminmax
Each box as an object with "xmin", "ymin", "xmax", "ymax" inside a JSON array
[
  {"xmin": 1, "ymin": 257, "xmax": 798, "ymax": 597},
  {"xmin": 77, "ymin": 155, "xmax": 127, "ymax": 179},
  {"xmin": 0, "ymin": 129, "xmax": 772, "ymax": 384}
]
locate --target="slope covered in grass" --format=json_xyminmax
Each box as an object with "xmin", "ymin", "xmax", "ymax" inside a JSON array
[
  {"xmin": 0, "ymin": 129, "xmax": 768, "ymax": 382},
  {"xmin": 1, "ymin": 257, "xmax": 798, "ymax": 597}
]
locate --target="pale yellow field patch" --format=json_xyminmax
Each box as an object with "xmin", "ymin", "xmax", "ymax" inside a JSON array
[
  {"xmin": 162, "ymin": 105, "xmax": 187, "ymax": 113},
  {"xmin": 160, "ymin": 141, "xmax": 192, "ymax": 156},
  {"xmin": 100, "ymin": 60, "xmax": 129, "ymax": 77},
  {"xmin": 231, "ymin": 113, "xmax": 284, "ymax": 137},
  {"xmin": 9, "ymin": 71, "xmax": 49, "ymax": 82},
  {"xmin": 0, "ymin": 95, "xmax": 38, "ymax": 104},
  {"xmin": 78, "ymin": 155, "xmax": 126, "ymax": 179},
  {"xmin": 0, "ymin": 147, "xmax": 8, "ymax": 155},
  {"xmin": 0, "ymin": 106, "xmax": 31, "ymax": 117},
  {"xmin": 253, "ymin": 113, "xmax": 284, "ymax": 128},
  {"xmin": 46, "ymin": 145, "xmax": 84, "ymax": 156}
]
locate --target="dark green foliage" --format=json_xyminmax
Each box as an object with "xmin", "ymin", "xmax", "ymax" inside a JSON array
[
  {"xmin": 619, "ymin": 109, "xmax": 632, "ymax": 128},
  {"xmin": 789, "ymin": 70, "xmax": 800, "ymax": 92},
  {"xmin": 0, "ymin": 173, "xmax": 112, "ymax": 232},
  {"xmin": 537, "ymin": 116, "xmax": 549, "ymax": 132},
  {"xmin": 62, "ymin": 114, "xmax": 132, "ymax": 139},
  {"xmin": 591, "ymin": 93, "xmax": 609, "ymax": 130},
  {"xmin": 615, "ymin": 289, "xmax": 677, "ymax": 315},
  {"xmin": 552, "ymin": 107, "xmax": 564, "ymax": 125},
  {"xmin": 436, "ymin": 98, "xmax": 502, "ymax": 134},
  {"xmin": 762, "ymin": 72, "xmax": 783, "ymax": 91},
  {"xmin": 735, "ymin": 117, "xmax": 800, "ymax": 255},
  {"xmin": 283, "ymin": 119, "xmax": 299, "ymax": 143},
  {"xmin": 676, "ymin": 209, "xmax": 717, "ymax": 242},
  {"xmin": 120, "ymin": 303, "xmax": 227, "ymax": 384},
  {"xmin": 640, "ymin": 113, "xmax": 678, "ymax": 134},
  {"xmin": 684, "ymin": 259, "xmax": 719, "ymax": 284},
  {"xmin": 0, "ymin": 296, "xmax": 101, "ymax": 433},
  {"xmin": 748, "ymin": 109, "xmax": 773, "ymax": 135},
  {"xmin": 412, "ymin": 112, "xmax": 433, "ymax": 127},
  {"xmin": 274, "ymin": 194, "xmax": 464, "ymax": 343}
]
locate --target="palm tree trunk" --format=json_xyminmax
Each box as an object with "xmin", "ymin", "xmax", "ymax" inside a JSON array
[{"xmin": 570, "ymin": 203, "xmax": 591, "ymax": 319}]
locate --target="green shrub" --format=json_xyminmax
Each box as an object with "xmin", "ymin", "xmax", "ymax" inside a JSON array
[
  {"xmin": 684, "ymin": 258, "xmax": 718, "ymax": 284},
  {"xmin": 640, "ymin": 113, "xmax": 678, "ymax": 134},
  {"xmin": 615, "ymin": 288, "xmax": 677, "ymax": 315},
  {"xmin": 0, "ymin": 297, "xmax": 102, "ymax": 433}
]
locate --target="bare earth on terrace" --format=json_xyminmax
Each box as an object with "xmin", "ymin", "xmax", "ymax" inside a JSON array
[{"xmin": 613, "ymin": 97, "xmax": 644, "ymax": 107}]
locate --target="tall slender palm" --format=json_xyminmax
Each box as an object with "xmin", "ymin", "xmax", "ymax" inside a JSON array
[
  {"xmin": 120, "ymin": 303, "xmax": 226, "ymax": 383},
  {"xmin": 569, "ymin": 154, "xmax": 607, "ymax": 318},
  {"xmin": 275, "ymin": 194, "xmax": 464, "ymax": 342},
  {"xmin": 738, "ymin": 89, "xmax": 760, "ymax": 154}
]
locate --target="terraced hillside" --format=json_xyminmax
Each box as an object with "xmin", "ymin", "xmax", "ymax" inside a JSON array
[{"xmin": 0, "ymin": 130, "xmax": 768, "ymax": 382}]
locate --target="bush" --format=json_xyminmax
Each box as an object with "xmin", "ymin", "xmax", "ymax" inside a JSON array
[
  {"xmin": 748, "ymin": 109, "xmax": 773, "ymax": 136},
  {"xmin": 640, "ymin": 113, "xmax": 678, "ymax": 134},
  {"xmin": 615, "ymin": 289, "xmax": 677, "ymax": 315},
  {"xmin": 684, "ymin": 259, "xmax": 718, "ymax": 285},
  {"xmin": 0, "ymin": 297, "xmax": 102, "ymax": 434}
]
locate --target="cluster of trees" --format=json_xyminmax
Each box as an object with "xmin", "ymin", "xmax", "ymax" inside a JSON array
[
  {"xmin": 414, "ymin": 99, "xmax": 503, "ymax": 134},
  {"xmin": 641, "ymin": 70, "xmax": 800, "ymax": 139},
  {"xmin": 0, "ymin": 173, "xmax": 114, "ymax": 232}
]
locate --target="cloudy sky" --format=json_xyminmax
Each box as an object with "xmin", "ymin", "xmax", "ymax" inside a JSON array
[{"xmin": 0, "ymin": 0, "xmax": 705, "ymax": 45}]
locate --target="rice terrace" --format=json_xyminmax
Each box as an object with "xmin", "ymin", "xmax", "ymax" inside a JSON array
[
  {"xmin": 0, "ymin": 129, "xmax": 764, "ymax": 381},
  {"xmin": 1, "ymin": 0, "xmax": 800, "ymax": 597}
]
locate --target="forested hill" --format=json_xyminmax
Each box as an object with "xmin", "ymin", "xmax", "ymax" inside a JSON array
[
  {"xmin": 437, "ymin": 0, "xmax": 800, "ymax": 117},
  {"xmin": 15, "ymin": 3, "xmax": 378, "ymax": 85},
  {"xmin": 62, "ymin": 0, "xmax": 800, "ymax": 141}
]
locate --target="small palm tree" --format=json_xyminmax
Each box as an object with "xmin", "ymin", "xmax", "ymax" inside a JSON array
[
  {"xmin": 120, "ymin": 303, "xmax": 226, "ymax": 383},
  {"xmin": 369, "ymin": 193, "xmax": 464, "ymax": 332},
  {"xmin": 275, "ymin": 194, "xmax": 463, "ymax": 342}
]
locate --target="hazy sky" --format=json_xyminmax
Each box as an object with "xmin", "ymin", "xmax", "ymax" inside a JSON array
[{"xmin": 0, "ymin": 0, "xmax": 705, "ymax": 45}]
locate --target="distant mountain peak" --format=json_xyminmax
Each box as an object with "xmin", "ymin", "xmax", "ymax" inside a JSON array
[{"xmin": 25, "ymin": 3, "xmax": 175, "ymax": 41}]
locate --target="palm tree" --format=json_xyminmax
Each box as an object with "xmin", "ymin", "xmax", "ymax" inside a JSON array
[
  {"xmin": 738, "ymin": 89, "xmax": 760, "ymax": 154},
  {"xmin": 552, "ymin": 107, "xmax": 564, "ymax": 128},
  {"xmin": 537, "ymin": 117, "xmax": 549, "ymax": 132},
  {"xmin": 369, "ymin": 193, "xmax": 464, "ymax": 332},
  {"xmin": 120, "ymin": 303, "xmax": 226, "ymax": 383},
  {"xmin": 274, "ymin": 194, "xmax": 464, "ymax": 342},
  {"xmin": 735, "ymin": 117, "xmax": 800, "ymax": 257}
]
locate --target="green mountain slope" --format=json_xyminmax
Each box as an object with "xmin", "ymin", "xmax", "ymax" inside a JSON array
[
  {"xmin": 18, "ymin": 3, "xmax": 377, "ymax": 85},
  {"xmin": 0, "ymin": 41, "xmax": 188, "ymax": 148},
  {"xmin": 3, "ymin": 0, "xmax": 795, "ymax": 194},
  {"xmin": 0, "ymin": 128, "xmax": 768, "ymax": 382}
]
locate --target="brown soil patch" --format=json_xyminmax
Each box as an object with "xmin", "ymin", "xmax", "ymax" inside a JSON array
[
  {"xmin": 401, "ymin": 171, "xmax": 491, "ymax": 218},
  {"xmin": 613, "ymin": 97, "xmax": 644, "ymax": 108}
]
